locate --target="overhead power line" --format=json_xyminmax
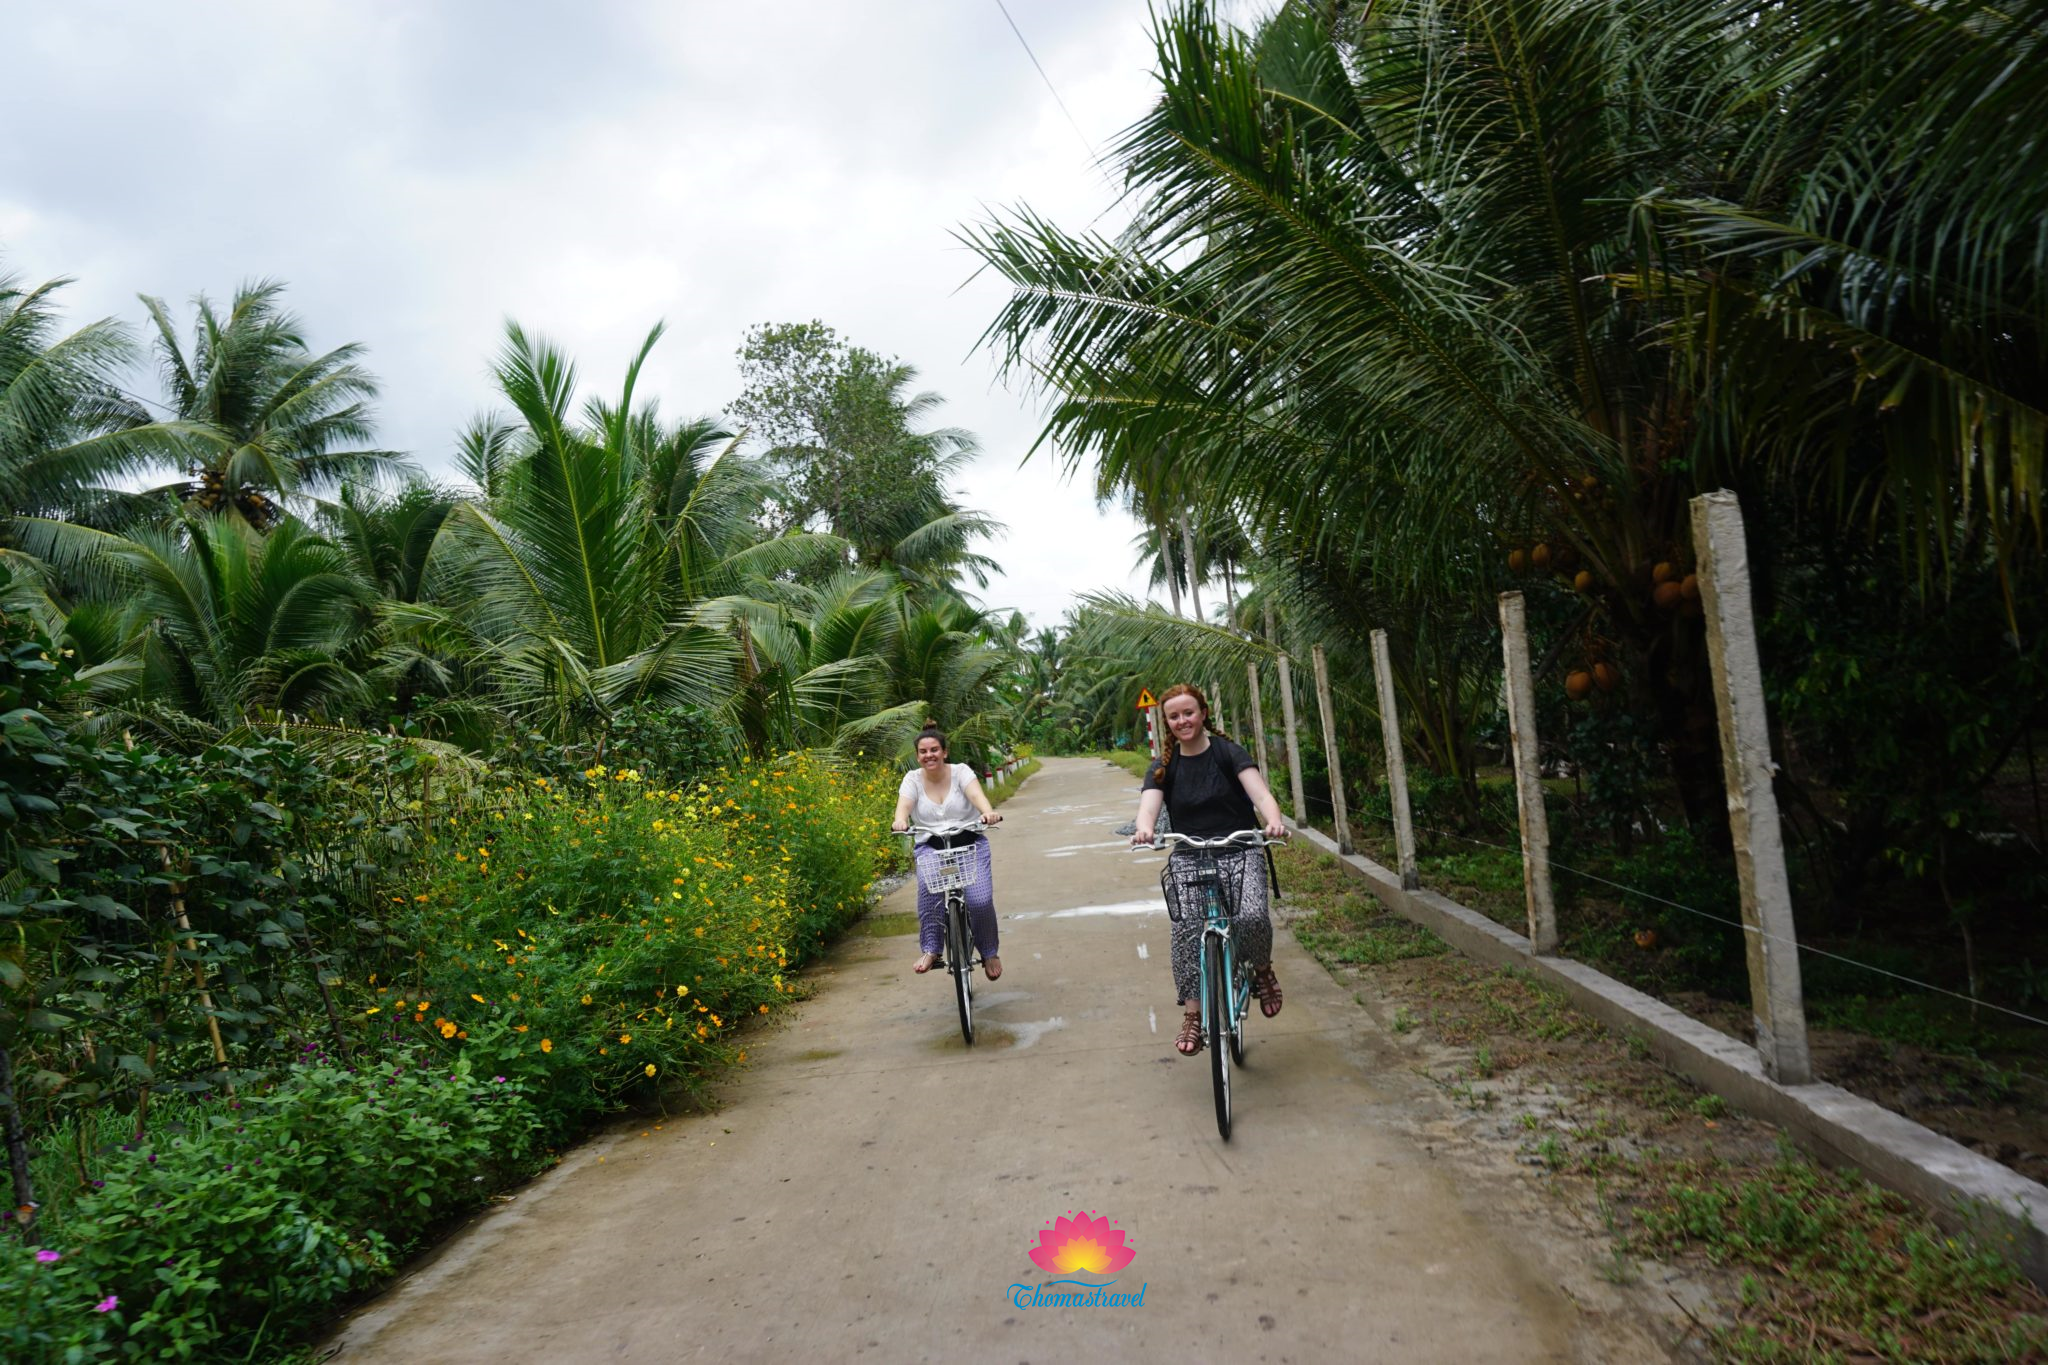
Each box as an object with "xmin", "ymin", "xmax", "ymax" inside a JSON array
[{"xmin": 991, "ymin": 0, "xmax": 1098, "ymax": 161}]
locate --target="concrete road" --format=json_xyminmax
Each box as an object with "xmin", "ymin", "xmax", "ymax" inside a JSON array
[{"xmin": 328, "ymin": 757, "xmax": 1608, "ymax": 1363}]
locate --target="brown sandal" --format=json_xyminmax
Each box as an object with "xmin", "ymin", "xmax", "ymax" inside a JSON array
[
  {"xmin": 1252, "ymin": 965, "xmax": 1283, "ymax": 1018},
  {"xmin": 1174, "ymin": 1009, "xmax": 1204, "ymax": 1056}
]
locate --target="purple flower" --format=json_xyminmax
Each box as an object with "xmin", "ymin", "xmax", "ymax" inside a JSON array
[
  {"xmin": 492, "ymin": 1076, "xmax": 506, "ymax": 1083},
  {"xmin": 147, "ymin": 1154, "xmax": 157, "ymax": 1164},
  {"xmin": 95, "ymin": 1295, "xmax": 119, "ymax": 1313},
  {"xmin": 35, "ymin": 1249, "xmax": 61, "ymax": 1264}
]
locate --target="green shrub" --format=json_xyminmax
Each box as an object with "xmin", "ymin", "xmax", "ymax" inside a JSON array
[{"xmin": 9, "ymin": 1046, "xmax": 531, "ymax": 1361}]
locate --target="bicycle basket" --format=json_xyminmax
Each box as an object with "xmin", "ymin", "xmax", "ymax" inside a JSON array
[
  {"xmin": 1159, "ymin": 849, "xmax": 1255, "ymax": 924},
  {"xmin": 919, "ymin": 844, "xmax": 976, "ymax": 896}
]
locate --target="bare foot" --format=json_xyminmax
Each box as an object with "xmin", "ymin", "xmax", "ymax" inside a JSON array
[
  {"xmin": 913, "ymin": 951, "xmax": 937, "ymax": 973},
  {"xmin": 983, "ymin": 956, "xmax": 1002, "ymax": 981}
]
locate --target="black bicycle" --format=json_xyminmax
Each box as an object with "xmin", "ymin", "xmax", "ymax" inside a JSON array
[
  {"xmin": 1141, "ymin": 830, "xmax": 1285, "ymax": 1139},
  {"xmin": 898, "ymin": 821, "xmax": 995, "ymax": 1045}
]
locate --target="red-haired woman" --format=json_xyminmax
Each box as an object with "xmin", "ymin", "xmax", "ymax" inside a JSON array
[{"xmin": 1131, "ymin": 684, "xmax": 1288, "ymax": 1055}]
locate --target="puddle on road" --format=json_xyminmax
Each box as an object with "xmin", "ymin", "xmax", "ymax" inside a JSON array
[
  {"xmin": 794, "ymin": 1048, "xmax": 843, "ymax": 1062},
  {"xmin": 1010, "ymin": 900, "xmax": 1166, "ymax": 921},
  {"xmin": 852, "ymin": 912, "xmax": 918, "ymax": 937}
]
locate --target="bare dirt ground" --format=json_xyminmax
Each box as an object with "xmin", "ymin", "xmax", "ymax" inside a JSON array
[{"xmin": 325, "ymin": 757, "xmax": 1730, "ymax": 1364}]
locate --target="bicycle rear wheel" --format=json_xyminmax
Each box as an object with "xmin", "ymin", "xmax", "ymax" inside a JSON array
[
  {"xmin": 1206, "ymin": 939, "xmax": 1232, "ymax": 1140},
  {"xmin": 949, "ymin": 896, "xmax": 974, "ymax": 1046}
]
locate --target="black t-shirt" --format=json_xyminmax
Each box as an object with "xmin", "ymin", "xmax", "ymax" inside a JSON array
[{"xmin": 1143, "ymin": 737, "xmax": 1259, "ymax": 838}]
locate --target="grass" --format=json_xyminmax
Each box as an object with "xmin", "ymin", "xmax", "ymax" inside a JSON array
[
  {"xmin": 1094, "ymin": 748, "xmax": 1153, "ymax": 779},
  {"xmin": 1638, "ymin": 1152, "xmax": 2048, "ymax": 1362},
  {"xmin": 1279, "ymin": 844, "xmax": 1451, "ymax": 969}
]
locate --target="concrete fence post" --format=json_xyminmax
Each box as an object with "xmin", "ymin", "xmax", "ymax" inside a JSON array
[
  {"xmin": 1370, "ymin": 629, "xmax": 1420, "ymax": 891},
  {"xmin": 1270, "ymin": 606, "xmax": 1307, "ymax": 825},
  {"xmin": 1277, "ymin": 652, "xmax": 1308, "ymax": 826},
  {"xmin": 1498, "ymin": 591, "xmax": 1558, "ymax": 953},
  {"xmin": 1246, "ymin": 660, "xmax": 1270, "ymax": 779},
  {"xmin": 1310, "ymin": 645, "xmax": 1353, "ymax": 854},
  {"xmin": 1692, "ymin": 490, "xmax": 1813, "ymax": 1085}
]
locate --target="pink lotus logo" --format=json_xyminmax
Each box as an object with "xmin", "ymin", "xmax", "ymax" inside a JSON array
[
  {"xmin": 1028, "ymin": 1211, "xmax": 1136, "ymax": 1275},
  {"xmin": 1013, "ymin": 1211, "xmax": 1146, "ymax": 1309}
]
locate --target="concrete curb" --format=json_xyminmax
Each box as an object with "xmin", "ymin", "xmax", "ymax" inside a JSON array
[{"xmin": 1289, "ymin": 821, "xmax": 2048, "ymax": 1284}]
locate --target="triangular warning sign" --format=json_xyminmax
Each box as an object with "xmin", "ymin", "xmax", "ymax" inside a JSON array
[{"xmin": 1135, "ymin": 688, "xmax": 1157, "ymax": 709}]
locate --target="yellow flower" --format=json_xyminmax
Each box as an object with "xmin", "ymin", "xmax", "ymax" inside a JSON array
[
  {"xmin": 541, "ymin": 1038, "xmax": 553, "ymax": 1052},
  {"xmin": 645, "ymin": 1063, "xmax": 657, "ymax": 1077},
  {"xmin": 581, "ymin": 994, "xmax": 593, "ymax": 1005},
  {"xmin": 619, "ymin": 1033, "xmax": 632, "ymax": 1044},
  {"xmin": 364, "ymin": 1007, "xmax": 382, "ymax": 1015},
  {"xmin": 516, "ymin": 1024, "xmax": 529, "ymax": 1033},
  {"xmin": 438, "ymin": 1020, "xmax": 457, "ymax": 1039},
  {"xmin": 470, "ymin": 993, "xmax": 486, "ymax": 1004},
  {"xmin": 417, "ymin": 1001, "xmax": 432, "ymax": 1011}
]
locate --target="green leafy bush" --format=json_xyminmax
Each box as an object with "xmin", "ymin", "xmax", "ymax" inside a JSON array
[{"xmin": 7, "ymin": 1047, "xmax": 531, "ymax": 1361}]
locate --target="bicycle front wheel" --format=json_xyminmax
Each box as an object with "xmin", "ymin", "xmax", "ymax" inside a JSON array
[
  {"xmin": 1206, "ymin": 938, "xmax": 1232, "ymax": 1140},
  {"xmin": 1228, "ymin": 960, "xmax": 1248, "ymax": 1067},
  {"xmin": 949, "ymin": 896, "xmax": 974, "ymax": 1046}
]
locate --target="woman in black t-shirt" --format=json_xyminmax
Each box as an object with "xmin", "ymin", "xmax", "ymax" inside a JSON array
[{"xmin": 1131, "ymin": 683, "xmax": 1288, "ymax": 1056}]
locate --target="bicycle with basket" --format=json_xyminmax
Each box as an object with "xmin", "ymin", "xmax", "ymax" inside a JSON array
[{"xmin": 897, "ymin": 820, "xmax": 995, "ymax": 1045}]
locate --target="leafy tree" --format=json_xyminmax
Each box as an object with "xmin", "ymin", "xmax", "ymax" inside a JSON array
[{"xmin": 730, "ymin": 321, "xmax": 1000, "ymax": 578}]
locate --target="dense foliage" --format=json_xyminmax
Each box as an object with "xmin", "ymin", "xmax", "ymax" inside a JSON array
[{"xmin": 979, "ymin": 1, "xmax": 2045, "ymax": 1028}]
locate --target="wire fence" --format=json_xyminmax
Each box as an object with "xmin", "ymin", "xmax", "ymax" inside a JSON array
[{"xmin": 1286, "ymin": 786, "xmax": 2048, "ymax": 1033}]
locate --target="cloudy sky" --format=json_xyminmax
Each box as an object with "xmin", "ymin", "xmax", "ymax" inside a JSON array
[{"xmin": 0, "ymin": 0, "xmax": 1223, "ymax": 625}]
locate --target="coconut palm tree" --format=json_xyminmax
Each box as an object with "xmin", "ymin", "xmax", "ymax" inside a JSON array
[
  {"xmin": 0, "ymin": 271, "xmax": 177, "ymax": 528},
  {"xmin": 141, "ymin": 280, "xmax": 410, "ymax": 528},
  {"xmin": 422, "ymin": 320, "xmax": 834, "ymax": 736},
  {"xmin": 968, "ymin": 0, "xmax": 2048, "ymax": 826},
  {"xmin": 48, "ymin": 512, "xmax": 379, "ymax": 727}
]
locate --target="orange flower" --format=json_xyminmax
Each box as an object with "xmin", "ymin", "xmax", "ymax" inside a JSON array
[
  {"xmin": 540, "ymin": 1038, "xmax": 553, "ymax": 1053},
  {"xmin": 516, "ymin": 1024, "xmax": 529, "ymax": 1033}
]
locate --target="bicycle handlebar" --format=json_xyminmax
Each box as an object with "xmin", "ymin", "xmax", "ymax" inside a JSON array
[
  {"xmin": 1129, "ymin": 829, "xmax": 1287, "ymax": 851},
  {"xmin": 894, "ymin": 821, "xmax": 1000, "ymax": 839}
]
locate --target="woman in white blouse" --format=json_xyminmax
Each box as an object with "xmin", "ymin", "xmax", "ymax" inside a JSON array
[{"xmin": 889, "ymin": 723, "xmax": 1003, "ymax": 978}]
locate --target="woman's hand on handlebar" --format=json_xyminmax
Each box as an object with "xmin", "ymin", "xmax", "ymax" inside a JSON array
[
  {"xmin": 1130, "ymin": 824, "xmax": 1155, "ymax": 847},
  {"xmin": 981, "ymin": 810, "xmax": 1003, "ymax": 825},
  {"xmin": 891, "ymin": 821, "xmax": 909, "ymax": 833},
  {"xmin": 1263, "ymin": 816, "xmax": 1287, "ymax": 839}
]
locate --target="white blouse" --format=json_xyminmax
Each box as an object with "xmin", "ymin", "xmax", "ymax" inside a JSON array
[{"xmin": 900, "ymin": 763, "xmax": 978, "ymax": 828}]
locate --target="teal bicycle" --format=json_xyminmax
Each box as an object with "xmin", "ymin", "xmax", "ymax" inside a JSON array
[{"xmin": 1144, "ymin": 829, "xmax": 1284, "ymax": 1140}]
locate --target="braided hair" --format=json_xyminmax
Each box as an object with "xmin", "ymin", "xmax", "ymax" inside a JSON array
[{"xmin": 1154, "ymin": 682, "xmax": 1226, "ymax": 790}]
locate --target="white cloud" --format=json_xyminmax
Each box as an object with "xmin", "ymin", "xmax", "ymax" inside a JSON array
[{"xmin": 2, "ymin": 0, "xmax": 1173, "ymax": 626}]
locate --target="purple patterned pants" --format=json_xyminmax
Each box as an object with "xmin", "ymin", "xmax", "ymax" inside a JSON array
[{"xmin": 914, "ymin": 838, "xmax": 1000, "ymax": 960}]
